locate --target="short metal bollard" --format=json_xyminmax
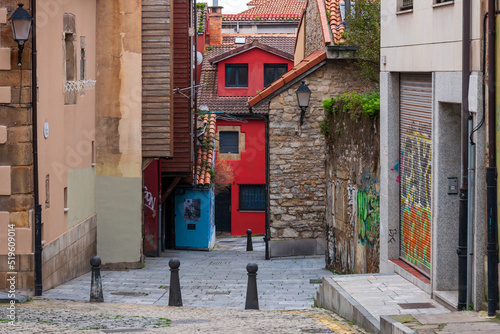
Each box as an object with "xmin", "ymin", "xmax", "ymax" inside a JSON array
[
  {"xmin": 168, "ymin": 258, "xmax": 183, "ymax": 307},
  {"xmin": 246, "ymin": 229, "xmax": 253, "ymax": 251},
  {"xmin": 90, "ymin": 256, "xmax": 104, "ymax": 302},
  {"xmin": 245, "ymin": 263, "xmax": 259, "ymax": 310}
]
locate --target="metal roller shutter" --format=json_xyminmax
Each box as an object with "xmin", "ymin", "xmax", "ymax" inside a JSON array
[{"xmin": 399, "ymin": 73, "xmax": 432, "ymax": 276}]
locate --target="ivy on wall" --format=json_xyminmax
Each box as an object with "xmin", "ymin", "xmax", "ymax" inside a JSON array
[{"xmin": 320, "ymin": 90, "xmax": 380, "ymax": 136}]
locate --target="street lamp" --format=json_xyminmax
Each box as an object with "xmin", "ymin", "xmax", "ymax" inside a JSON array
[
  {"xmin": 295, "ymin": 81, "xmax": 311, "ymax": 125},
  {"xmin": 10, "ymin": 3, "xmax": 32, "ymax": 67}
]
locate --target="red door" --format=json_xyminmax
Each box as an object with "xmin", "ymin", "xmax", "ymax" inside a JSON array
[{"xmin": 144, "ymin": 159, "xmax": 160, "ymax": 256}]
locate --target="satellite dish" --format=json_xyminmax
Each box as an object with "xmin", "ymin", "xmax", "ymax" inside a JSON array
[{"xmin": 196, "ymin": 51, "xmax": 203, "ymax": 65}]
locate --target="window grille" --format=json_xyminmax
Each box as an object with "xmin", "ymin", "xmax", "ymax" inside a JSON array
[
  {"xmin": 400, "ymin": 0, "xmax": 413, "ymax": 10},
  {"xmin": 239, "ymin": 184, "xmax": 266, "ymax": 211}
]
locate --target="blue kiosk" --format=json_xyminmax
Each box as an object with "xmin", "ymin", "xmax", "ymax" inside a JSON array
[{"xmin": 174, "ymin": 186, "xmax": 216, "ymax": 250}]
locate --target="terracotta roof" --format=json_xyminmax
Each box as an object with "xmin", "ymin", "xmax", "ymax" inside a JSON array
[
  {"xmin": 222, "ymin": 34, "xmax": 296, "ymax": 52},
  {"xmin": 195, "ymin": 114, "xmax": 217, "ymax": 186},
  {"xmin": 223, "ymin": 0, "xmax": 306, "ymax": 21},
  {"xmin": 247, "ymin": 50, "xmax": 326, "ymax": 107},
  {"xmin": 246, "ymin": 0, "xmax": 269, "ymax": 6},
  {"xmin": 198, "ymin": 35, "xmax": 295, "ymax": 115},
  {"xmin": 209, "ymin": 40, "xmax": 293, "ymax": 64},
  {"xmin": 324, "ymin": 0, "xmax": 377, "ymax": 45}
]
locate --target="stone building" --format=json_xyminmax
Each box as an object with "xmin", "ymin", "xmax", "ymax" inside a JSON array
[{"xmin": 248, "ymin": 0, "xmax": 378, "ymax": 262}]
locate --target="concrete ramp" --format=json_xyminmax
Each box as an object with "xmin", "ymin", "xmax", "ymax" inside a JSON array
[{"xmin": 316, "ymin": 274, "xmax": 449, "ymax": 333}]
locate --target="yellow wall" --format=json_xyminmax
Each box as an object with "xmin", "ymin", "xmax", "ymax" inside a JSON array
[{"xmin": 95, "ymin": 0, "xmax": 143, "ymax": 266}]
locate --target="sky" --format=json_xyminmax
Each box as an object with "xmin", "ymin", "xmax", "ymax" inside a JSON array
[{"xmin": 209, "ymin": 0, "xmax": 249, "ymax": 14}]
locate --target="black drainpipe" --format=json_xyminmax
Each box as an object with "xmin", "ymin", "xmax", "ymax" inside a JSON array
[
  {"xmin": 486, "ymin": 0, "xmax": 499, "ymax": 316},
  {"xmin": 31, "ymin": 0, "xmax": 42, "ymax": 297},
  {"xmin": 457, "ymin": 0, "xmax": 470, "ymax": 311}
]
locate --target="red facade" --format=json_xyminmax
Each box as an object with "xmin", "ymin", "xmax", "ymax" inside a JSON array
[
  {"xmin": 217, "ymin": 48, "xmax": 294, "ymax": 97},
  {"xmin": 216, "ymin": 119, "xmax": 266, "ymax": 235}
]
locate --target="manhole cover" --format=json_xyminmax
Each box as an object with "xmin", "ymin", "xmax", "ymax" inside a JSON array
[
  {"xmin": 398, "ymin": 302, "xmax": 436, "ymax": 309},
  {"xmin": 302, "ymin": 329, "xmax": 336, "ymax": 333},
  {"xmin": 209, "ymin": 261, "xmax": 231, "ymax": 265},
  {"xmin": 206, "ymin": 291, "xmax": 231, "ymax": 295},
  {"xmin": 111, "ymin": 292, "xmax": 148, "ymax": 297},
  {"xmin": 309, "ymin": 278, "xmax": 322, "ymax": 284},
  {"xmin": 173, "ymin": 319, "xmax": 210, "ymax": 325}
]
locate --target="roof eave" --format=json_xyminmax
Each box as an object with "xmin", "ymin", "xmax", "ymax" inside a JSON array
[{"xmin": 248, "ymin": 60, "xmax": 327, "ymax": 110}]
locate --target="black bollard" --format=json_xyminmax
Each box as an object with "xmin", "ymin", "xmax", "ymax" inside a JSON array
[
  {"xmin": 90, "ymin": 256, "xmax": 104, "ymax": 302},
  {"xmin": 245, "ymin": 263, "xmax": 259, "ymax": 310},
  {"xmin": 246, "ymin": 229, "xmax": 253, "ymax": 251},
  {"xmin": 168, "ymin": 258, "xmax": 182, "ymax": 306}
]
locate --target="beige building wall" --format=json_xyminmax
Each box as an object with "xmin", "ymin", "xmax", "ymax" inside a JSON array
[
  {"xmin": 36, "ymin": 0, "xmax": 97, "ymax": 245},
  {"xmin": 35, "ymin": 0, "xmax": 98, "ymax": 292},
  {"xmin": 381, "ymin": 0, "xmax": 483, "ymax": 72},
  {"xmin": 95, "ymin": 0, "xmax": 143, "ymax": 268}
]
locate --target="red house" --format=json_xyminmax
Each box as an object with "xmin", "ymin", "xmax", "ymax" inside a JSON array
[{"xmin": 198, "ymin": 8, "xmax": 295, "ymax": 235}]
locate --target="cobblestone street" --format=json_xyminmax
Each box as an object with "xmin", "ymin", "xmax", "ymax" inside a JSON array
[{"xmin": 0, "ymin": 299, "xmax": 368, "ymax": 333}]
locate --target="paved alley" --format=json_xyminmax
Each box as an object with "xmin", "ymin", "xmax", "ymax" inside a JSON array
[{"xmin": 41, "ymin": 236, "xmax": 331, "ymax": 310}]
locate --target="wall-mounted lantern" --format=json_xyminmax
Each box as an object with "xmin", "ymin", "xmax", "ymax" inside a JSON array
[
  {"xmin": 295, "ymin": 81, "xmax": 311, "ymax": 125},
  {"xmin": 10, "ymin": 3, "xmax": 32, "ymax": 67}
]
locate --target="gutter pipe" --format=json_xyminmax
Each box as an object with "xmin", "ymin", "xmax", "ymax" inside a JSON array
[
  {"xmin": 458, "ymin": 0, "xmax": 470, "ymax": 311},
  {"xmin": 486, "ymin": 0, "xmax": 499, "ymax": 316},
  {"xmin": 31, "ymin": 0, "xmax": 42, "ymax": 296}
]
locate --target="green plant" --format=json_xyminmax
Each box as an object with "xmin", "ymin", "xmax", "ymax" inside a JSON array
[
  {"xmin": 343, "ymin": 0, "xmax": 381, "ymax": 83},
  {"xmin": 361, "ymin": 91, "xmax": 380, "ymax": 117},
  {"xmin": 319, "ymin": 118, "xmax": 330, "ymax": 136}
]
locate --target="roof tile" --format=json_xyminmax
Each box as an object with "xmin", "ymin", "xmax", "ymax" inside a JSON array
[{"xmin": 224, "ymin": 0, "xmax": 306, "ymax": 22}]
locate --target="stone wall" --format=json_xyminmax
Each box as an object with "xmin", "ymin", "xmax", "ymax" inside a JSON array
[
  {"xmin": 304, "ymin": 0, "xmax": 326, "ymax": 58},
  {"xmin": 268, "ymin": 60, "xmax": 376, "ymax": 258},
  {"xmin": 42, "ymin": 215, "xmax": 97, "ymax": 291},
  {"xmin": 0, "ymin": 1, "xmax": 35, "ymax": 294},
  {"xmin": 322, "ymin": 63, "xmax": 378, "ymax": 274},
  {"xmin": 325, "ymin": 112, "xmax": 380, "ymax": 274}
]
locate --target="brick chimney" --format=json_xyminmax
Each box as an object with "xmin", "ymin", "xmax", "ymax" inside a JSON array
[{"xmin": 208, "ymin": 6, "xmax": 222, "ymax": 46}]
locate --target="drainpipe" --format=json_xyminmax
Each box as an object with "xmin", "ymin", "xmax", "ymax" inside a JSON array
[
  {"xmin": 31, "ymin": 0, "xmax": 42, "ymax": 297},
  {"xmin": 457, "ymin": 0, "xmax": 471, "ymax": 311},
  {"xmin": 467, "ymin": 115, "xmax": 475, "ymax": 308},
  {"xmin": 486, "ymin": 0, "xmax": 499, "ymax": 316}
]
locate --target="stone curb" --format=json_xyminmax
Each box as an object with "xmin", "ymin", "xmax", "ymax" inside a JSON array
[
  {"xmin": 380, "ymin": 315, "xmax": 417, "ymax": 334},
  {"xmin": 316, "ymin": 276, "xmax": 380, "ymax": 334},
  {"xmin": 0, "ymin": 291, "xmax": 29, "ymax": 303}
]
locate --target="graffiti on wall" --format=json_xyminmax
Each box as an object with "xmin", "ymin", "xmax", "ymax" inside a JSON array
[
  {"xmin": 327, "ymin": 173, "xmax": 380, "ymax": 273},
  {"xmin": 400, "ymin": 131, "xmax": 432, "ymax": 272},
  {"xmin": 357, "ymin": 174, "xmax": 380, "ymax": 247}
]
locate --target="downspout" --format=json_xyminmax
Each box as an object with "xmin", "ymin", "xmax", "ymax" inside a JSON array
[
  {"xmin": 32, "ymin": 0, "xmax": 42, "ymax": 296},
  {"xmin": 457, "ymin": 0, "xmax": 471, "ymax": 311},
  {"xmin": 486, "ymin": 0, "xmax": 499, "ymax": 316}
]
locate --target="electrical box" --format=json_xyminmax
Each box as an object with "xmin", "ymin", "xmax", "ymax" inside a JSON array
[{"xmin": 448, "ymin": 177, "xmax": 458, "ymax": 195}]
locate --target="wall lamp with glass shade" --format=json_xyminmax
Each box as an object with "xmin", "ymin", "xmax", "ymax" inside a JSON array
[
  {"xmin": 295, "ymin": 81, "xmax": 311, "ymax": 125},
  {"xmin": 10, "ymin": 3, "xmax": 32, "ymax": 67}
]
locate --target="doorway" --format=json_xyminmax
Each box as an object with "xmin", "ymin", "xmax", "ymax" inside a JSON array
[{"xmin": 215, "ymin": 190, "xmax": 231, "ymax": 233}]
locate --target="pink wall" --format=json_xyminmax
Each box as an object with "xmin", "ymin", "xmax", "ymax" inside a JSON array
[{"xmin": 217, "ymin": 48, "xmax": 293, "ymax": 97}]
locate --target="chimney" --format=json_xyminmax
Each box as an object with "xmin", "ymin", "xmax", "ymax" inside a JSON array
[{"xmin": 208, "ymin": 5, "xmax": 223, "ymax": 46}]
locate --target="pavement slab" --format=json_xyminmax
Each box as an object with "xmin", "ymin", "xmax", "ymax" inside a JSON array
[{"xmin": 41, "ymin": 237, "xmax": 331, "ymax": 310}]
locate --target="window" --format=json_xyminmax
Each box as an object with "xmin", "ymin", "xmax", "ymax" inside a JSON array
[
  {"xmin": 219, "ymin": 131, "xmax": 239, "ymax": 153},
  {"xmin": 225, "ymin": 64, "xmax": 248, "ymax": 88},
  {"xmin": 264, "ymin": 64, "xmax": 288, "ymax": 87},
  {"xmin": 239, "ymin": 185, "xmax": 266, "ymax": 211},
  {"xmin": 434, "ymin": 0, "xmax": 453, "ymax": 4},
  {"xmin": 399, "ymin": 0, "xmax": 413, "ymax": 10}
]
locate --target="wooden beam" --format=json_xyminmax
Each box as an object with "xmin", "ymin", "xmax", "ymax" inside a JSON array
[{"xmin": 161, "ymin": 176, "xmax": 181, "ymax": 204}]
